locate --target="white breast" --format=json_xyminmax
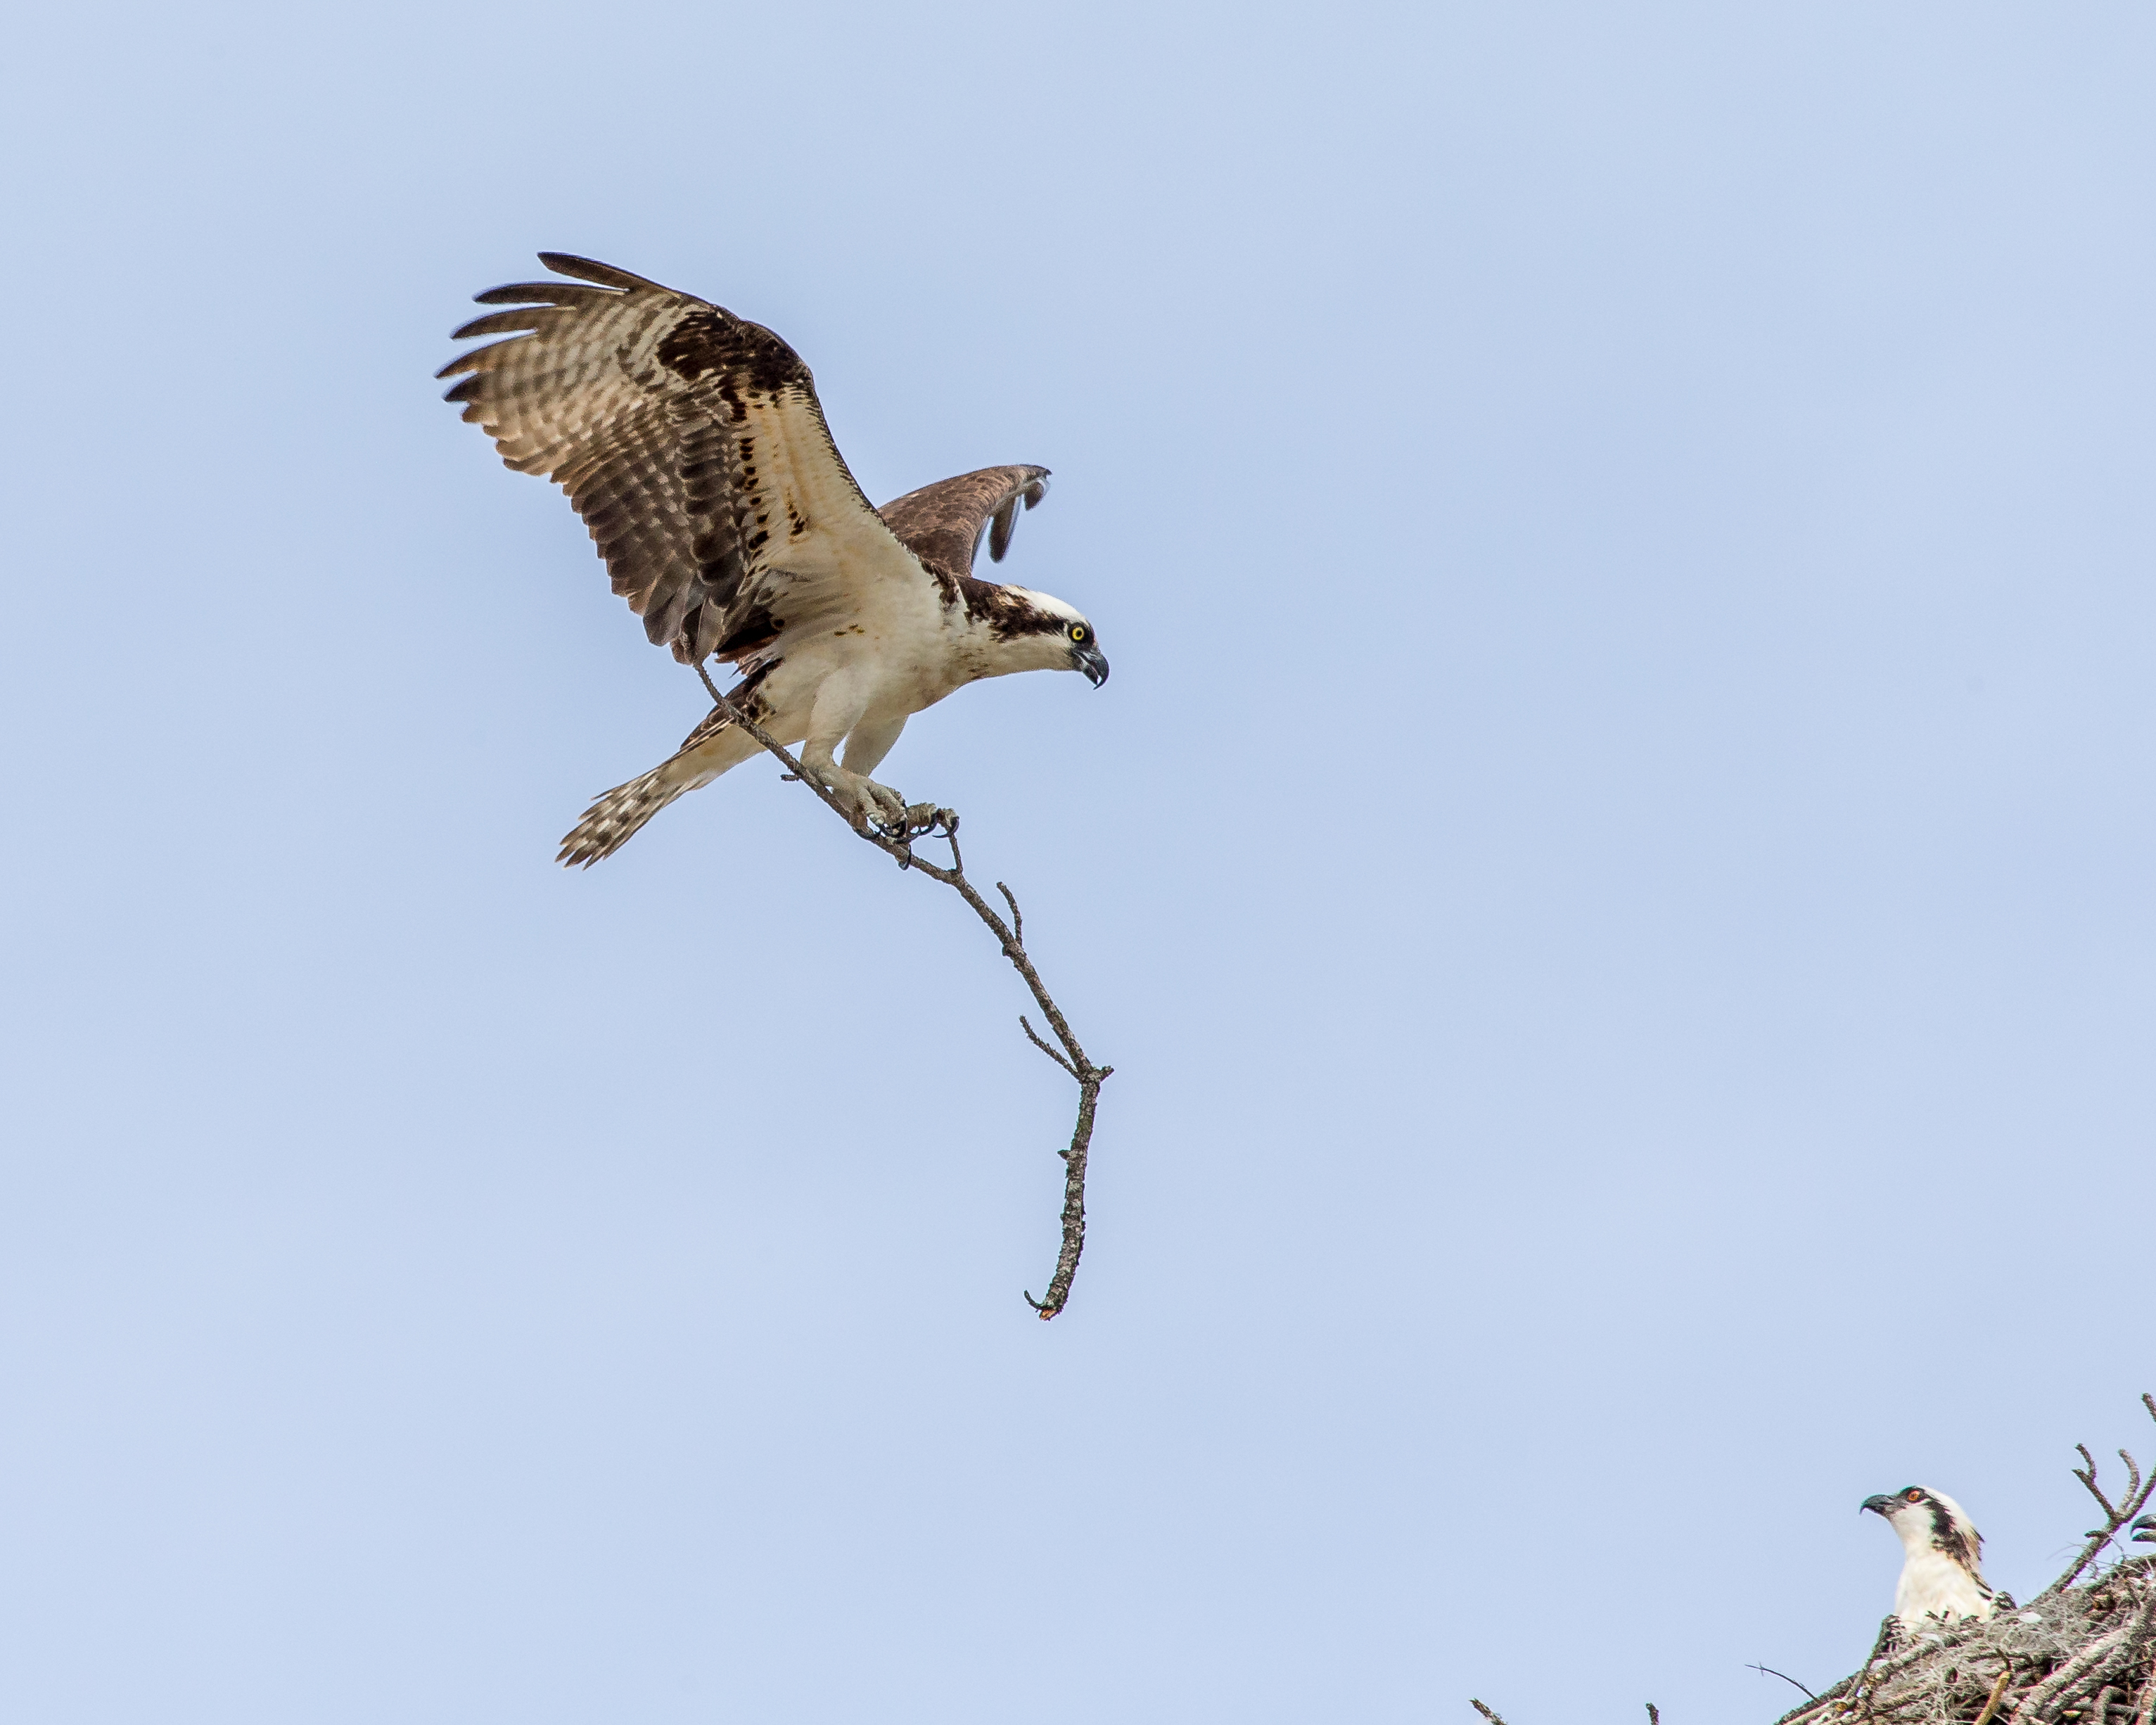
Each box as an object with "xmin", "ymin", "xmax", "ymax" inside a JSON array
[{"xmin": 1896, "ymin": 1549, "xmax": 1992, "ymax": 1627}]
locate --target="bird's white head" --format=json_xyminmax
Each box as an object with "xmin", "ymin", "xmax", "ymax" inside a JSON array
[
  {"xmin": 1862, "ymin": 1485, "xmax": 1984, "ymax": 1570},
  {"xmin": 974, "ymin": 585, "xmax": 1110, "ymax": 687}
]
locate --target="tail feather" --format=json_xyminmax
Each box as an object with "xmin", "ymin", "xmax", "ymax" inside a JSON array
[
  {"xmin": 558, "ymin": 765, "xmax": 690, "ymax": 867},
  {"xmin": 557, "ymin": 700, "xmax": 767, "ymax": 867}
]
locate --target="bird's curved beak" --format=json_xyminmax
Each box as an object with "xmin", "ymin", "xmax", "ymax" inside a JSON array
[
  {"xmin": 1072, "ymin": 642, "xmax": 1110, "ymax": 687},
  {"xmin": 1861, "ymin": 1495, "xmax": 1896, "ymax": 1517}
]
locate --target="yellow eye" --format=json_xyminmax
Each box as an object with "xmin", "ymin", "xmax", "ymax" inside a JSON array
[{"xmin": 1071, "ymin": 625, "xmax": 1087, "ymax": 642}]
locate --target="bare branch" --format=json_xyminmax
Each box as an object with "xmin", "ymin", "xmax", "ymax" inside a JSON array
[
  {"xmin": 692, "ymin": 663, "xmax": 1111, "ymax": 1319},
  {"xmin": 1750, "ymin": 1664, "xmax": 1817, "ymax": 1699},
  {"xmin": 1970, "ymin": 1663, "xmax": 2014, "ymax": 1725},
  {"xmin": 2012, "ymin": 1619, "xmax": 2138, "ymax": 1721},
  {"xmin": 2129, "ymin": 1658, "xmax": 2156, "ymax": 1725},
  {"xmin": 2046, "ymin": 1403, "xmax": 2156, "ymax": 1598},
  {"xmin": 1773, "ymin": 1617, "xmax": 1901, "ymax": 1725},
  {"xmin": 1469, "ymin": 1702, "xmax": 1510, "ymax": 1725},
  {"xmin": 1023, "ymin": 1059, "xmax": 1109, "ymax": 1318},
  {"xmin": 1019, "ymin": 1014, "xmax": 1079, "ymax": 1077},
  {"xmin": 2079, "ymin": 1445, "xmax": 2119, "ymax": 1521}
]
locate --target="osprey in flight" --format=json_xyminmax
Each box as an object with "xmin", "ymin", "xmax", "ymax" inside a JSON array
[
  {"xmin": 1862, "ymin": 1486, "xmax": 1997, "ymax": 1629},
  {"xmin": 438, "ymin": 253, "xmax": 1109, "ymax": 865}
]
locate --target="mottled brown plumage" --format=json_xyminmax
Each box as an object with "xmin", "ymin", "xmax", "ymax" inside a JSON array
[
  {"xmin": 438, "ymin": 252, "xmax": 910, "ymax": 668},
  {"xmin": 879, "ymin": 465, "xmax": 1051, "ymax": 582},
  {"xmin": 438, "ymin": 253, "xmax": 1109, "ymax": 864}
]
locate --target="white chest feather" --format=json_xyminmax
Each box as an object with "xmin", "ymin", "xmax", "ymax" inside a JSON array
[{"xmin": 1896, "ymin": 1548, "xmax": 1992, "ymax": 1627}]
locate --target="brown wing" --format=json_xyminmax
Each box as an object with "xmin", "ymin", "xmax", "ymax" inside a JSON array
[
  {"xmin": 877, "ymin": 465, "xmax": 1051, "ymax": 578},
  {"xmin": 438, "ymin": 253, "xmax": 926, "ymax": 665}
]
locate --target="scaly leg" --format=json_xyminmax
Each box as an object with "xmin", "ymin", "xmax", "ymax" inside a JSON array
[{"xmin": 798, "ymin": 681, "xmax": 909, "ymax": 830}]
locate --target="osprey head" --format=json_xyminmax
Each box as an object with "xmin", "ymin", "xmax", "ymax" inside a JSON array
[
  {"xmin": 1863, "ymin": 1486, "xmax": 1984, "ymax": 1568},
  {"xmin": 985, "ymin": 587, "xmax": 1109, "ymax": 687}
]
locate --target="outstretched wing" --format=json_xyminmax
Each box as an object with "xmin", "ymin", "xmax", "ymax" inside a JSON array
[
  {"xmin": 438, "ymin": 253, "xmax": 925, "ymax": 664},
  {"xmin": 878, "ymin": 465, "xmax": 1050, "ymax": 578}
]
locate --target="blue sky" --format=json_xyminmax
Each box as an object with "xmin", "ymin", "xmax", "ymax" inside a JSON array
[{"xmin": 4, "ymin": 3, "xmax": 2153, "ymax": 1720}]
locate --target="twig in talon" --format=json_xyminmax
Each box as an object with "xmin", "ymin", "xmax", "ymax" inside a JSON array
[{"xmin": 687, "ymin": 653, "xmax": 1110, "ymax": 1320}]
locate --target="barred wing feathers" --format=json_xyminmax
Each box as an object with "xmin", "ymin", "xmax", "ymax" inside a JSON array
[
  {"xmin": 438, "ymin": 253, "xmax": 924, "ymax": 664},
  {"xmin": 878, "ymin": 464, "xmax": 1050, "ymax": 578}
]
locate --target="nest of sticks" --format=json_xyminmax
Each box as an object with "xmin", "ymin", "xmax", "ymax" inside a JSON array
[
  {"xmin": 1472, "ymin": 1395, "xmax": 2156, "ymax": 1725},
  {"xmin": 1775, "ymin": 1394, "xmax": 2156, "ymax": 1725}
]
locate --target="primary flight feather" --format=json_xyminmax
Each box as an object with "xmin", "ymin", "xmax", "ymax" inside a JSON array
[{"xmin": 438, "ymin": 253, "xmax": 1109, "ymax": 865}]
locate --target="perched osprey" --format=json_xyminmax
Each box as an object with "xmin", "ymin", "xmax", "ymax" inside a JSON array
[
  {"xmin": 437, "ymin": 253, "xmax": 1109, "ymax": 865},
  {"xmin": 1862, "ymin": 1486, "xmax": 1996, "ymax": 1629}
]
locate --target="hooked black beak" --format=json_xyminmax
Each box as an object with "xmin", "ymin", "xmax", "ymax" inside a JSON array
[
  {"xmin": 1861, "ymin": 1495, "xmax": 1896, "ymax": 1517},
  {"xmin": 1073, "ymin": 642, "xmax": 1109, "ymax": 687}
]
